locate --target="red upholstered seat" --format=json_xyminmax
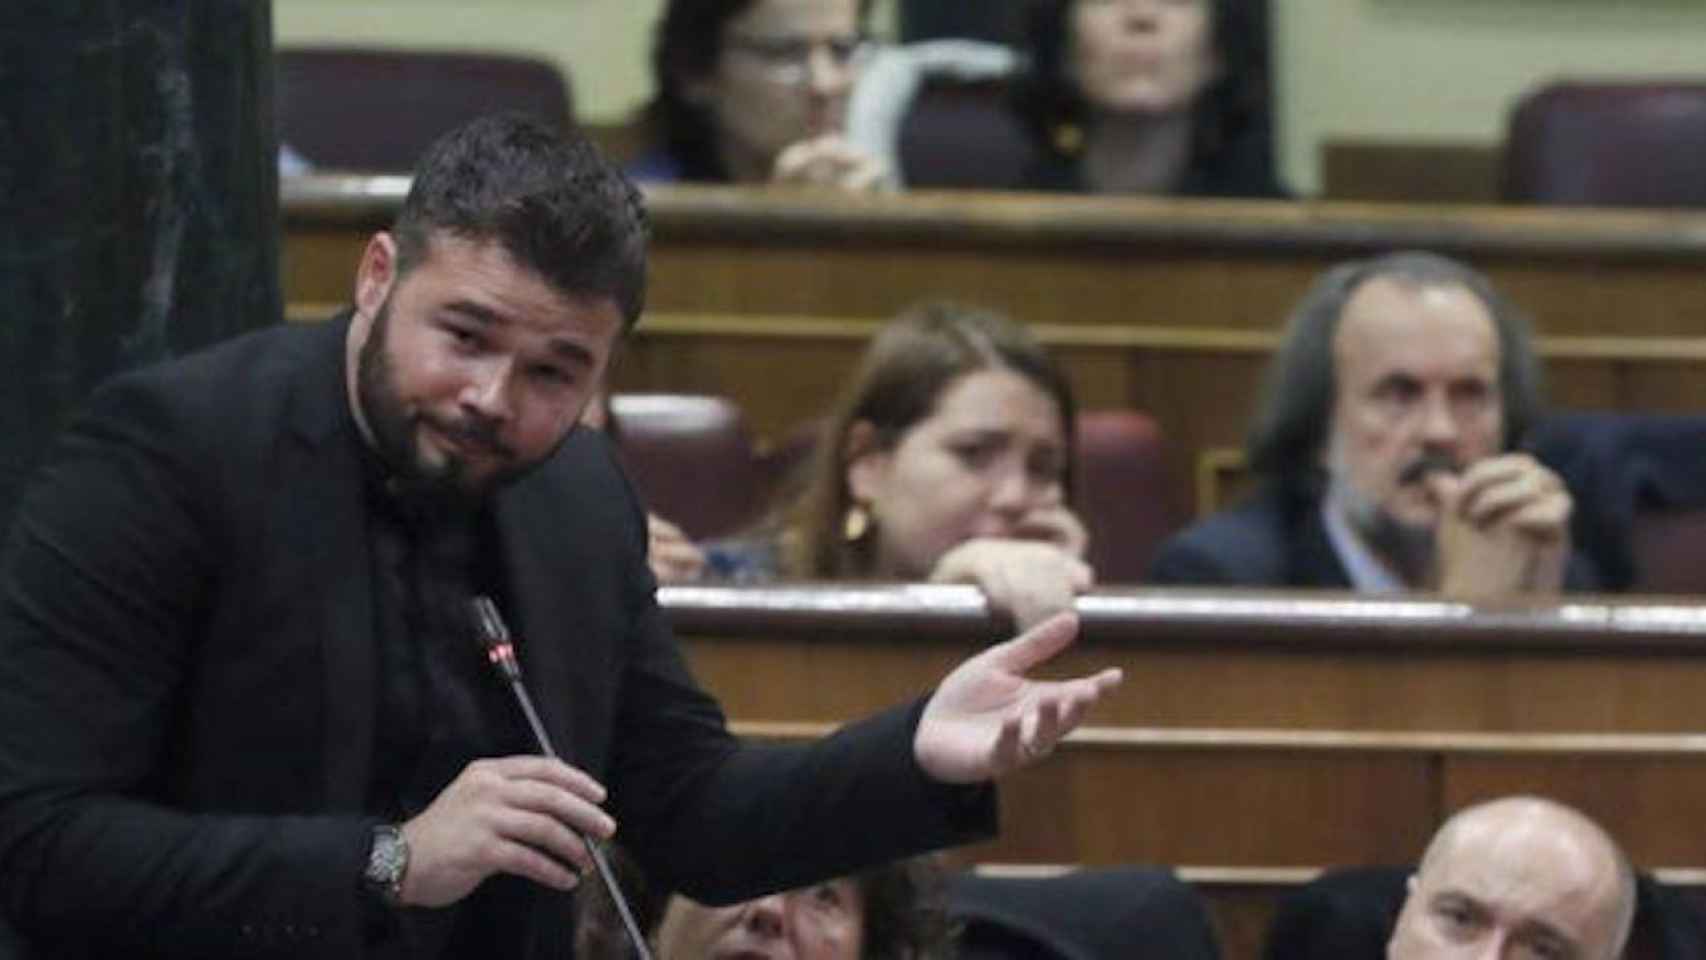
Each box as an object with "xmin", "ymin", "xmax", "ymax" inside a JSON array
[
  {"xmin": 1629, "ymin": 509, "xmax": 1706, "ymax": 595},
  {"xmin": 1503, "ymin": 81, "xmax": 1706, "ymax": 208},
  {"xmin": 276, "ymin": 47, "xmax": 574, "ymax": 174},
  {"xmin": 1074, "ymin": 410, "xmax": 1177, "ymax": 584},
  {"xmin": 607, "ymin": 394, "xmax": 768, "ymax": 541}
]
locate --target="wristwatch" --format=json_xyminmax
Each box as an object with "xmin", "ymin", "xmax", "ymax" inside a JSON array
[{"xmin": 364, "ymin": 824, "xmax": 410, "ymax": 906}]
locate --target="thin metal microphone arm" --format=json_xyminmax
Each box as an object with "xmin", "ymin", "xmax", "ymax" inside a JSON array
[{"xmin": 469, "ymin": 596, "xmax": 656, "ymax": 960}]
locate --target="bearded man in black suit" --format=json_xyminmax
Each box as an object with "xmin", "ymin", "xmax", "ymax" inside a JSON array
[{"xmin": 0, "ymin": 114, "xmax": 1119, "ymax": 959}]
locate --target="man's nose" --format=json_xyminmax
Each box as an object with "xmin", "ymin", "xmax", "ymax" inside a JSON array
[
  {"xmin": 1473, "ymin": 932, "xmax": 1508, "ymax": 960},
  {"xmin": 1416, "ymin": 390, "xmax": 1461, "ymax": 448},
  {"xmin": 460, "ymin": 358, "xmax": 514, "ymax": 423},
  {"xmin": 741, "ymin": 894, "xmax": 788, "ymax": 939}
]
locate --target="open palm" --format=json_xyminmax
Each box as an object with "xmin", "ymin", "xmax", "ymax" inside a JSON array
[{"xmin": 913, "ymin": 612, "xmax": 1123, "ymax": 784}]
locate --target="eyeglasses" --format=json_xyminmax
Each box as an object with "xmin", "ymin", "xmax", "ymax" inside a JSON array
[{"xmin": 723, "ymin": 32, "xmax": 874, "ymax": 86}]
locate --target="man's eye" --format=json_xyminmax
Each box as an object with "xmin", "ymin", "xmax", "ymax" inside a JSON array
[
  {"xmin": 1027, "ymin": 452, "xmax": 1064, "ymax": 483},
  {"xmin": 1435, "ymin": 902, "xmax": 1479, "ymax": 934},
  {"xmin": 1452, "ymin": 381, "xmax": 1493, "ymax": 407},
  {"xmin": 1376, "ymin": 380, "xmax": 1420, "ymax": 404},
  {"xmin": 529, "ymin": 366, "xmax": 573, "ymax": 387}
]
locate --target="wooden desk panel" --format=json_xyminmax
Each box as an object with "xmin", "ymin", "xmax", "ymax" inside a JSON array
[
  {"xmin": 670, "ymin": 585, "xmax": 1706, "ymax": 734},
  {"xmin": 981, "ymin": 740, "xmax": 1435, "ymax": 867},
  {"xmin": 688, "ymin": 633, "xmax": 1706, "ymax": 734},
  {"xmin": 688, "ymin": 588, "xmax": 1706, "ymax": 926},
  {"xmin": 284, "ymin": 178, "xmax": 1706, "ymax": 338},
  {"xmin": 1443, "ymin": 754, "xmax": 1706, "ymax": 864},
  {"xmin": 741, "ymin": 721, "xmax": 1706, "ymax": 869}
]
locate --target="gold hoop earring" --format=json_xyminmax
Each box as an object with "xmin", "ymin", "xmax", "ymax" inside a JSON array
[
  {"xmin": 842, "ymin": 503, "xmax": 871, "ymax": 542},
  {"xmin": 1052, "ymin": 122, "xmax": 1084, "ymax": 155}
]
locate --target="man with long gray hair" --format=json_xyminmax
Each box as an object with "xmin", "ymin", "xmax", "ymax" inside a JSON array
[{"xmin": 1149, "ymin": 250, "xmax": 1594, "ymax": 594}]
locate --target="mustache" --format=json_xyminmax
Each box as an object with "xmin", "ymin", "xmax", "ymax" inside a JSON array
[
  {"xmin": 425, "ymin": 413, "xmax": 514, "ymax": 461},
  {"xmin": 1397, "ymin": 451, "xmax": 1462, "ymax": 486}
]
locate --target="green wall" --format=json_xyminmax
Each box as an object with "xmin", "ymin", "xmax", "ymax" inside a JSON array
[{"xmin": 276, "ymin": 0, "xmax": 1706, "ymax": 194}]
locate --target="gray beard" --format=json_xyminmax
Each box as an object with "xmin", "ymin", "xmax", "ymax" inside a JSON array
[{"xmin": 1329, "ymin": 475, "xmax": 1436, "ymax": 587}]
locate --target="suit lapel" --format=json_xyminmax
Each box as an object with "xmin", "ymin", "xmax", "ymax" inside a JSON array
[
  {"xmin": 283, "ymin": 314, "xmax": 380, "ymax": 812},
  {"xmin": 1296, "ymin": 497, "xmax": 1355, "ymax": 589},
  {"xmin": 492, "ymin": 479, "xmax": 577, "ymax": 760}
]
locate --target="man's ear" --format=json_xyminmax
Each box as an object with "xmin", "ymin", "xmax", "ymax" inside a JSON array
[
  {"xmin": 843, "ymin": 420, "xmax": 887, "ymax": 504},
  {"xmin": 354, "ymin": 232, "xmax": 400, "ymax": 321}
]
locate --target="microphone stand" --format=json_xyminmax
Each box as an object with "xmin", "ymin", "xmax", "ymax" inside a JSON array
[{"xmin": 469, "ymin": 596, "xmax": 656, "ymax": 960}]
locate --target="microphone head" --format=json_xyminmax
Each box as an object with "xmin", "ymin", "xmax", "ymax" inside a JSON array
[
  {"xmin": 470, "ymin": 595, "xmax": 510, "ymax": 650},
  {"xmin": 469, "ymin": 595, "xmax": 522, "ymax": 681}
]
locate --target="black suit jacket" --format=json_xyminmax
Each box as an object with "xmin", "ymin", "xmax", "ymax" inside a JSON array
[
  {"xmin": 1264, "ymin": 866, "xmax": 1706, "ymax": 960},
  {"xmin": 0, "ymin": 317, "xmax": 990, "ymax": 959},
  {"xmin": 1149, "ymin": 483, "xmax": 1599, "ymax": 590},
  {"xmin": 1148, "ymin": 485, "xmax": 1351, "ymax": 588}
]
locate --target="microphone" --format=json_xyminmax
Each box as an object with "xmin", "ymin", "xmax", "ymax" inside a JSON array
[{"xmin": 469, "ymin": 596, "xmax": 656, "ymax": 960}]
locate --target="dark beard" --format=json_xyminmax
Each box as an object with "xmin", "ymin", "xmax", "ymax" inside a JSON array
[
  {"xmin": 1359, "ymin": 509, "xmax": 1437, "ymax": 586},
  {"xmin": 355, "ymin": 299, "xmax": 516, "ymax": 508},
  {"xmin": 1336, "ymin": 475, "xmax": 1437, "ymax": 586}
]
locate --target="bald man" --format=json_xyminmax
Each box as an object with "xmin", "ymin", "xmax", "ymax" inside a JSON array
[{"xmin": 1388, "ymin": 796, "xmax": 1636, "ymax": 960}]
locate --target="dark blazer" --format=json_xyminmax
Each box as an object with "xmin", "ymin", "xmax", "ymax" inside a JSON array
[
  {"xmin": 950, "ymin": 867, "xmax": 1221, "ymax": 960},
  {"xmin": 0, "ymin": 316, "xmax": 989, "ymax": 959},
  {"xmin": 1148, "ymin": 483, "xmax": 1599, "ymax": 590},
  {"xmin": 1263, "ymin": 866, "xmax": 1706, "ymax": 960},
  {"xmin": 1527, "ymin": 413, "xmax": 1706, "ymax": 591},
  {"xmin": 1148, "ymin": 485, "xmax": 1350, "ymax": 588}
]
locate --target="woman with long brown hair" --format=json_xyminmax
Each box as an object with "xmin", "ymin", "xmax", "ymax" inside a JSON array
[{"xmin": 712, "ymin": 301, "xmax": 1092, "ymax": 627}]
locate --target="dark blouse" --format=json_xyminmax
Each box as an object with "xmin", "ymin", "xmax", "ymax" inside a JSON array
[{"xmin": 1018, "ymin": 125, "xmax": 1288, "ymax": 200}]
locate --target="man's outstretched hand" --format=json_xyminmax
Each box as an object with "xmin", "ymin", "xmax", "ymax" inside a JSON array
[{"xmin": 913, "ymin": 612, "xmax": 1123, "ymax": 784}]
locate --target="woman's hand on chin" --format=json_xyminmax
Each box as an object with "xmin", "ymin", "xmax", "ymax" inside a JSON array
[{"xmin": 930, "ymin": 537, "xmax": 1094, "ymax": 630}]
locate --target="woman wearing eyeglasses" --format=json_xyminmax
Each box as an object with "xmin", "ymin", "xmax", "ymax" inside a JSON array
[{"xmin": 640, "ymin": 0, "xmax": 891, "ymax": 191}]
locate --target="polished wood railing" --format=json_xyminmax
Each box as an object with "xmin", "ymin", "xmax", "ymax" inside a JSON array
[{"xmin": 664, "ymin": 583, "xmax": 1706, "ymax": 733}]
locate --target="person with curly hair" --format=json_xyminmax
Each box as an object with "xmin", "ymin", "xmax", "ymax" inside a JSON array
[{"xmin": 576, "ymin": 848, "xmax": 954, "ymax": 960}]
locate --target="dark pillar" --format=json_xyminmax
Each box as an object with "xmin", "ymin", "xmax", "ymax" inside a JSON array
[{"xmin": 0, "ymin": 1, "xmax": 279, "ymax": 518}]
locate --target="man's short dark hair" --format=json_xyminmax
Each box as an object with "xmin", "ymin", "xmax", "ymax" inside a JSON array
[
  {"xmin": 1247, "ymin": 250, "xmax": 1544, "ymax": 487},
  {"xmin": 392, "ymin": 112, "xmax": 650, "ymax": 327}
]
